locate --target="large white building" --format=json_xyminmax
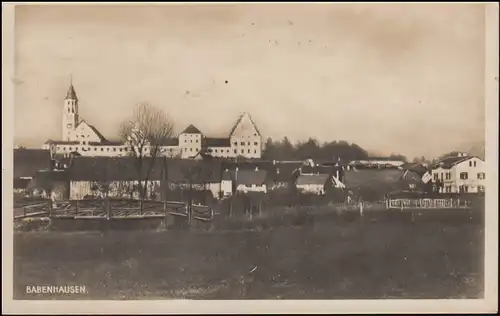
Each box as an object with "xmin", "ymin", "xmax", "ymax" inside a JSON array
[
  {"xmin": 43, "ymin": 82, "xmax": 263, "ymax": 159},
  {"xmin": 430, "ymin": 153, "xmax": 485, "ymax": 194}
]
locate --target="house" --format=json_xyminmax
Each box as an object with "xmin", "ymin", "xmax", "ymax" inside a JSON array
[
  {"xmin": 66, "ymin": 156, "xmax": 168, "ymax": 200},
  {"xmin": 165, "ymin": 159, "xmax": 224, "ymax": 199},
  {"xmin": 27, "ymin": 169, "xmax": 70, "ymax": 200},
  {"xmin": 294, "ymin": 173, "xmax": 343, "ymax": 195},
  {"xmin": 342, "ymin": 168, "xmax": 422, "ymax": 200},
  {"xmin": 268, "ymin": 162, "xmax": 302, "ymax": 190},
  {"xmin": 430, "ymin": 153, "xmax": 485, "ymax": 194},
  {"xmin": 221, "ymin": 167, "xmax": 269, "ymax": 196},
  {"xmin": 13, "ymin": 148, "xmax": 53, "ymax": 193}
]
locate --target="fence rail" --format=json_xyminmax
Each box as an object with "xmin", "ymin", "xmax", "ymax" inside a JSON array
[
  {"xmin": 386, "ymin": 198, "xmax": 471, "ymax": 210},
  {"xmin": 14, "ymin": 198, "xmax": 215, "ymax": 222}
]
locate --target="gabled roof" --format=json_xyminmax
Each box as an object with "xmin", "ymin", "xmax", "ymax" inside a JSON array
[
  {"xmin": 14, "ymin": 178, "xmax": 31, "ymax": 190},
  {"xmin": 436, "ymin": 155, "xmax": 480, "ymax": 169},
  {"xmin": 67, "ymin": 156, "xmax": 167, "ymax": 181},
  {"xmin": 77, "ymin": 120, "xmax": 107, "ymax": 142},
  {"xmin": 14, "ymin": 149, "xmax": 53, "ymax": 178},
  {"xmin": 166, "ymin": 159, "xmax": 223, "ymax": 183},
  {"xmin": 401, "ymin": 163, "xmax": 429, "ymax": 176},
  {"xmin": 65, "ymin": 84, "xmax": 78, "ymax": 100},
  {"xmin": 296, "ymin": 174, "xmax": 331, "ymax": 186},
  {"xmin": 233, "ymin": 169, "xmax": 268, "ymax": 186},
  {"xmin": 181, "ymin": 124, "xmax": 202, "ymax": 135},
  {"xmin": 229, "ymin": 112, "xmax": 261, "ymax": 137},
  {"xmin": 299, "ymin": 165, "xmax": 336, "ymax": 175}
]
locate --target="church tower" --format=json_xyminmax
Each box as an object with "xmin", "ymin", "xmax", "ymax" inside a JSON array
[{"xmin": 62, "ymin": 81, "xmax": 79, "ymax": 141}]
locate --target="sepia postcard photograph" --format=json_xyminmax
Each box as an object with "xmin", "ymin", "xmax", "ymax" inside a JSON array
[{"xmin": 2, "ymin": 2, "xmax": 499, "ymax": 314}]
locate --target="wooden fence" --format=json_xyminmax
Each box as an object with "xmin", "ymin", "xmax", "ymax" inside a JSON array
[
  {"xmin": 14, "ymin": 198, "xmax": 215, "ymax": 222},
  {"xmin": 385, "ymin": 198, "xmax": 472, "ymax": 210}
]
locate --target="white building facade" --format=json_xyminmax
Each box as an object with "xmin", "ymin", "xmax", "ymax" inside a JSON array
[
  {"xmin": 431, "ymin": 154, "xmax": 485, "ymax": 194},
  {"xmin": 43, "ymin": 83, "xmax": 263, "ymax": 160}
]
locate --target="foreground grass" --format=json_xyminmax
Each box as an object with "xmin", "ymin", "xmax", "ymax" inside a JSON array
[{"xmin": 13, "ymin": 216, "xmax": 484, "ymax": 300}]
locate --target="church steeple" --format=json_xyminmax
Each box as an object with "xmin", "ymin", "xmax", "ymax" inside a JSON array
[
  {"xmin": 62, "ymin": 78, "xmax": 79, "ymax": 141},
  {"xmin": 65, "ymin": 76, "xmax": 78, "ymax": 100}
]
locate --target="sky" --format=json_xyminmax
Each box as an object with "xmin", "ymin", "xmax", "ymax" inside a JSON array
[{"xmin": 13, "ymin": 3, "xmax": 486, "ymax": 159}]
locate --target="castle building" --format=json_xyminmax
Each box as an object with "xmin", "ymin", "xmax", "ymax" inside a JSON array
[{"xmin": 42, "ymin": 82, "xmax": 262, "ymax": 160}]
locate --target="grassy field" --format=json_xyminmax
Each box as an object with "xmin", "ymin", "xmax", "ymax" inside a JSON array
[{"xmin": 13, "ymin": 213, "xmax": 484, "ymax": 300}]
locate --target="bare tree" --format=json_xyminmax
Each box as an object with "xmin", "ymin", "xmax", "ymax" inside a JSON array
[{"xmin": 119, "ymin": 103, "xmax": 174, "ymax": 207}]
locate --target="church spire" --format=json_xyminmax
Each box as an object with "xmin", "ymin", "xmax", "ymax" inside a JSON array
[{"xmin": 65, "ymin": 76, "xmax": 78, "ymax": 100}]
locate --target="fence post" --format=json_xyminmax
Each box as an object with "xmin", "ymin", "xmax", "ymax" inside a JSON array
[
  {"xmin": 106, "ymin": 198, "xmax": 110, "ymax": 220},
  {"xmin": 359, "ymin": 201, "xmax": 363, "ymax": 217},
  {"xmin": 75, "ymin": 199, "xmax": 79, "ymax": 217},
  {"xmin": 164, "ymin": 201, "xmax": 167, "ymax": 217}
]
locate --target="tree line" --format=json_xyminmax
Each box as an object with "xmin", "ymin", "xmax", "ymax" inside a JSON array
[{"xmin": 262, "ymin": 137, "xmax": 408, "ymax": 162}]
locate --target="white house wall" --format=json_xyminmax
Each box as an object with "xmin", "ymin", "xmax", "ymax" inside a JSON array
[
  {"xmin": 297, "ymin": 183, "xmax": 325, "ymax": 195},
  {"xmin": 70, "ymin": 180, "xmax": 162, "ymax": 200},
  {"xmin": 236, "ymin": 184, "xmax": 267, "ymax": 194},
  {"xmin": 432, "ymin": 157, "xmax": 485, "ymax": 193}
]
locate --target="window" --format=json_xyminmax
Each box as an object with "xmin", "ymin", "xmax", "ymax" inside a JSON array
[
  {"xmin": 94, "ymin": 148, "xmax": 97, "ymax": 151},
  {"xmin": 119, "ymin": 148, "xmax": 123, "ymax": 152},
  {"xmin": 247, "ymin": 142, "xmax": 250, "ymax": 146},
  {"xmin": 107, "ymin": 148, "xmax": 110, "ymax": 151},
  {"xmin": 190, "ymin": 148, "xmax": 193, "ymax": 152},
  {"xmin": 445, "ymin": 172, "xmax": 451, "ymax": 180},
  {"xmin": 234, "ymin": 142, "xmax": 237, "ymax": 146},
  {"xmin": 241, "ymin": 142, "xmax": 245, "ymax": 146},
  {"xmin": 459, "ymin": 172, "xmax": 468, "ymax": 180},
  {"xmin": 445, "ymin": 186, "xmax": 451, "ymax": 193},
  {"xmin": 248, "ymin": 149, "xmax": 250, "ymax": 153},
  {"xmin": 113, "ymin": 148, "xmax": 116, "ymax": 152},
  {"xmin": 254, "ymin": 142, "xmax": 258, "ymax": 146},
  {"xmin": 190, "ymin": 140, "xmax": 192, "ymax": 143},
  {"xmin": 254, "ymin": 150, "xmax": 257, "ymax": 154},
  {"xmin": 241, "ymin": 149, "xmax": 244, "ymax": 154},
  {"xmin": 440, "ymin": 172, "xmax": 444, "ymax": 180},
  {"xmin": 469, "ymin": 161, "xmax": 472, "ymax": 167},
  {"xmin": 433, "ymin": 173, "xmax": 439, "ymax": 181},
  {"xmin": 215, "ymin": 149, "xmax": 218, "ymax": 153},
  {"xmin": 473, "ymin": 161, "xmax": 477, "ymax": 167},
  {"xmin": 69, "ymin": 147, "xmax": 72, "ymax": 150},
  {"xmin": 63, "ymin": 147, "xmax": 66, "ymax": 150},
  {"xmin": 461, "ymin": 185, "xmax": 469, "ymax": 193},
  {"xmin": 477, "ymin": 172, "xmax": 485, "ymax": 180},
  {"xmin": 478, "ymin": 185, "xmax": 485, "ymax": 192},
  {"xmin": 196, "ymin": 139, "xmax": 198, "ymax": 143},
  {"xmin": 101, "ymin": 148, "xmax": 104, "ymax": 151},
  {"xmin": 234, "ymin": 149, "xmax": 237, "ymax": 154}
]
